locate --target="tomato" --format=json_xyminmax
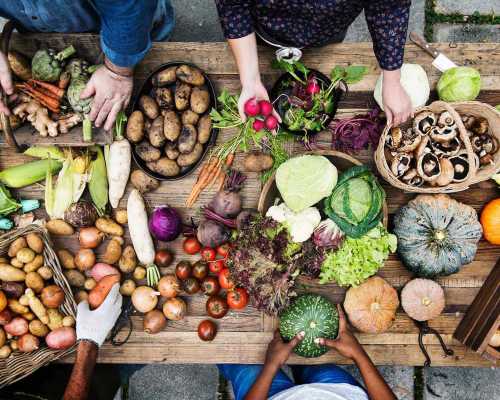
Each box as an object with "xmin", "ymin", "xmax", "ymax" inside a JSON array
[
  {"xmin": 209, "ymin": 259, "xmax": 225, "ymax": 274},
  {"xmin": 155, "ymin": 250, "xmax": 173, "ymax": 268},
  {"xmin": 227, "ymin": 288, "xmax": 249, "ymax": 310},
  {"xmin": 218, "ymin": 268, "xmax": 235, "ymax": 290},
  {"xmin": 206, "ymin": 295, "xmax": 228, "ymax": 319},
  {"xmin": 201, "ymin": 276, "xmax": 220, "ymax": 296},
  {"xmin": 216, "ymin": 243, "xmax": 230, "ymax": 258},
  {"xmin": 200, "ymin": 247, "xmax": 216, "ymax": 261},
  {"xmin": 183, "ymin": 237, "xmax": 201, "ymax": 255},
  {"xmin": 192, "ymin": 261, "xmax": 208, "ymax": 280},
  {"xmin": 183, "ymin": 277, "xmax": 200, "ymax": 294},
  {"xmin": 175, "ymin": 261, "xmax": 192, "ymax": 280},
  {"xmin": 197, "ymin": 319, "xmax": 217, "ymax": 341}
]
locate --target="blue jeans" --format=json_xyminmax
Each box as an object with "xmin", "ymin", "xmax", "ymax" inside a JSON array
[{"xmin": 218, "ymin": 364, "xmax": 362, "ymax": 400}]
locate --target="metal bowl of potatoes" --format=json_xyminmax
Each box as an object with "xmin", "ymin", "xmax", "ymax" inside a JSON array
[{"xmin": 129, "ymin": 61, "xmax": 218, "ymax": 181}]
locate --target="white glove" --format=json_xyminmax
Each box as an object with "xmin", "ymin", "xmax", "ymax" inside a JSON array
[{"xmin": 76, "ymin": 283, "xmax": 122, "ymax": 347}]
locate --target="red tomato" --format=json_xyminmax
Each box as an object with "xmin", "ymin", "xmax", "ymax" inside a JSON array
[
  {"xmin": 201, "ymin": 276, "xmax": 220, "ymax": 296},
  {"xmin": 200, "ymin": 247, "xmax": 216, "ymax": 261},
  {"xmin": 183, "ymin": 237, "xmax": 201, "ymax": 255},
  {"xmin": 206, "ymin": 295, "xmax": 228, "ymax": 319},
  {"xmin": 209, "ymin": 259, "xmax": 225, "ymax": 274},
  {"xmin": 216, "ymin": 243, "xmax": 230, "ymax": 257},
  {"xmin": 218, "ymin": 268, "xmax": 235, "ymax": 290},
  {"xmin": 197, "ymin": 319, "xmax": 217, "ymax": 341},
  {"xmin": 227, "ymin": 288, "xmax": 249, "ymax": 310}
]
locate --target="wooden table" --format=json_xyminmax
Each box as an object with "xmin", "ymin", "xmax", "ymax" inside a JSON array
[{"xmin": 4, "ymin": 35, "xmax": 500, "ymax": 367}]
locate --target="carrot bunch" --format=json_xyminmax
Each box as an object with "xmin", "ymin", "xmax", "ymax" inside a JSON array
[{"xmin": 16, "ymin": 80, "xmax": 64, "ymax": 113}]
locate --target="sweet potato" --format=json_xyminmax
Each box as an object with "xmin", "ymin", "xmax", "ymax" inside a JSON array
[
  {"xmin": 46, "ymin": 327, "xmax": 76, "ymax": 350},
  {"xmin": 130, "ymin": 170, "xmax": 160, "ymax": 193},
  {"xmin": 26, "ymin": 233, "xmax": 44, "ymax": 254},
  {"xmin": 178, "ymin": 124, "xmax": 198, "ymax": 154},
  {"xmin": 96, "ymin": 217, "xmax": 124, "ymax": 236},
  {"xmin": 126, "ymin": 110, "xmax": 145, "ymax": 143},
  {"xmin": 139, "ymin": 95, "xmax": 159, "ymax": 120},
  {"xmin": 88, "ymin": 274, "xmax": 120, "ymax": 309},
  {"xmin": 89, "ymin": 263, "xmax": 120, "ymax": 282},
  {"xmin": 153, "ymin": 66, "xmax": 177, "ymax": 87},
  {"xmin": 197, "ymin": 114, "xmax": 212, "ymax": 144},
  {"xmin": 176, "ymin": 65, "xmax": 205, "ymax": 86},
  {"xmin": 163, "ymin": 110, "xmax": 181, "ymax": 141},
  {"xmin": 190, "ymin": 87, "xmax": 210, "ymax": 114},
  {"xmin": 148, "ymin": 116, "xmax": 166, "ymax": 148},
  {"xmin": 46, "ymin": 219, "xmax": 74, "ymax": 236}
]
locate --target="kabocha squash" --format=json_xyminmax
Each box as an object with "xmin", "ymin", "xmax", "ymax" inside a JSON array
[
  {"xmin": 393, "ymin": 194, "xmax": 482, "ymax": 277},
  {"xmin": 343, "ymin": 276, "xmax": 399, "ymax": 333},
  {"xmin": 480, "ymin": 198, "xmax": 500, "ymax": 245},
  {"xmin": 279, "ymin": 294, "xmax": 338, "ymax": 358},
  {"xmin": 401, "ymin": 279, "xmax": 445, "ymax": 321}
]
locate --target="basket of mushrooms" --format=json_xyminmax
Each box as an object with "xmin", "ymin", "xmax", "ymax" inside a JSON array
[{"xmin": 375, "ymin": 101, "xmax": 500, "ymax": 193}]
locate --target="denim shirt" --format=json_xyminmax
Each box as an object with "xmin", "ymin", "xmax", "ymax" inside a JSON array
[{"xmin": 0, "ymin": 0, "xmax": 173, "ymax": 67}]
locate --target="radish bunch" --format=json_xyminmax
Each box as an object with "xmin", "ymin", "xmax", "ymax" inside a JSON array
[{"xmin": 244, "ymin": 99, "xmax": 279, "ymax": 131}]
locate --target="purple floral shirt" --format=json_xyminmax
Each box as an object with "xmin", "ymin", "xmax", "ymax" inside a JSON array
[{"xmin": 215, "ymin": 0, "xmax": 411, "ymax": 70}]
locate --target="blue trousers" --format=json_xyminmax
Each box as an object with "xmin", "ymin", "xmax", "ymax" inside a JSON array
[{"xmin": 218, "ymin": 364, "xmax": 362, "ymax": 400}]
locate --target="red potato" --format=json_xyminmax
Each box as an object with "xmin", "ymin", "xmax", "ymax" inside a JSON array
[
  {"xmin": 88, "ymin": 263, "xmax": 120, "ymax": 283},
  {"xmin": 5, "ymin": 317, "xmax": 28, "ymax": 336},
  {"xmin": 88, "ymin": 274, "xmax": 120, "ymax": 309},
  {"xmin": 46, "ymin": 327, "xmax": 76, "ymax": 350},
  {"xmin": 18, "ymin": 333, "xmax": 39, "ymax": 352}
]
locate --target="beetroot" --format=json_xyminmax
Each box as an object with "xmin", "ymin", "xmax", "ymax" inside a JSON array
[
  {"xmin": 244, "ymin": 98, "xmax": 260, "ymax": 117},
  {"xmin": 209, "ymin": 190, "xmax": 242, "ymax": 218},
  {"xmin": 264, "ymin": 115, "xmax": 279, "ymax": 130},
  {"xmin": 197, "ymin": 220, "xmax": 230, "ymax": 248},
  {"xmin": 258, "ymin": 100, "xmax": 273, "ymax": 116},
  {"xmin": 253, "ymin": 119, "xmax": 265, "ymax": 132}
]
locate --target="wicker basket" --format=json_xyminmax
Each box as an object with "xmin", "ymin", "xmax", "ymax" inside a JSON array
[
  {"xmin": 0, "ymin": 225, "xmax": 77, "ymax": 388},
  {"xmin": 374, "ymin": 100, "xmax": 497, "ymax": 193}
]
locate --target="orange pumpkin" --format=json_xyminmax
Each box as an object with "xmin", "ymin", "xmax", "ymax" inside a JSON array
[{"xmin": 481, "ymin": 198, "xmax": 500, "ymax": 245}]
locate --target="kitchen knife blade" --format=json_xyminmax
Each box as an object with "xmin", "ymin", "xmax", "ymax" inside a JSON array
[{"xmin": 409, "ymin": 32, "xmax": 457, "ymax": 72}]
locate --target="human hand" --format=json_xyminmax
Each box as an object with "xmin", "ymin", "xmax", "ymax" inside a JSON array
[
  {"xmin": 76, "ymin": 283, "xmax": 122, "ymax": 347},
  {"xmin": 238, "ymin": 79, "xmax": 281, "ymax": 123},
  {"xmin": 315, "ymin": 305, "xmax": 365, "ymax": 361},
  {"xmin": 0, "ymin": 51, "xmax": 13, "ymax": 115},
  {"xmin": 80, "ymin": 64, "xmax": 133, "ymax": 131},
  {"xmin": 265, "ymin": 330, "xmax": 304, "ymax": 370},
  {"xmin": 382, "ymin": 69, "xmax": 413, "ymax": 128}
]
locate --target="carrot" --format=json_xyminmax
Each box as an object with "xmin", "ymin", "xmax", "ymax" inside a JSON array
[
  {"xmin": 213, "ymin": 153, "xmax": 235, "ymax": 190},
  {"xmin": 28, "ymin": 79, "xmax": 65, "ymax": 99},
  {"xmin": 58, "ymin": 72, "xmax": 71, "ymax": 90},
  {"xmin": 19, "ymin": 87, "xmax": 60, "ymax": 112},
  {"xmin": 186, "ymin": 158, "xmax": 220, "ymax": 207},
  {"xmin": 88, "ymin": 274, "xmax": 120, "ymax": 309}
]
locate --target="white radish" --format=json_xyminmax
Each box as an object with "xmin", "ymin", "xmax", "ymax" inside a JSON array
[
  {"xmin": 106, "ymin": 139, "xmax": 131, "ymax": 208},
  {"xmin": 127, "ymin": 189, "xmax": 159, "ymax": 286}
]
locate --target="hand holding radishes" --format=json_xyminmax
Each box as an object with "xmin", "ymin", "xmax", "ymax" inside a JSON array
[{"xmin": 244, "ymin": 98, "xmax": 280, "ymax": 132}]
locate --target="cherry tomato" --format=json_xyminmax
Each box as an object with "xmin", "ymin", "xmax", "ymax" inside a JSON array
[
  {"xmin": 227, "ymin": 288, "xmax": 249, "ymax": 310},
  {"xmin": 201, "ymin": 276, "xmax": 220, "ymax": 296},
  {"xmin": 200, "ymin": 247, "xmax": 216, "ymax": 261},
  {"xmin": 175, "ymin": 261, "xmax": 192, "ymax": 280},
  {"xmin": 183, "ymin": 237, "xmax": 201, "ymax": 255},
  {"xmin": 197, "ymin": 319, "xmax": 217, "ymax": 341},
  {"xmin": 155, "ymin": 250, "xmax": 173, "ymax": 268},
  {"xmin": 216, "ymin": 243, "xmax": 230, "ymax": 258},
  {"xmin": 209, "ymin": 259, "xmax": 225, "ymax": 274},
  {"xmin": 192, "ymin": 261, "xmax": 208, "ymax": 280},
  {"xmin": 183, "ymin": 277, "xmax": 200, "ymax": 294},
  {"xmin": 218, "ymin": 268, "xmax": 235, "ymax": 290},
  {"xmin": 206, "ymin": 295, "xmax": 228, "ymax": 319}
]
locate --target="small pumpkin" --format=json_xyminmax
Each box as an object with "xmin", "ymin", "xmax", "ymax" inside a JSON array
[
  {"xmin": 480, "ymin": 198, "xmax": 500, "ymax": 245},
  {"xmin": 401, "ymin": 278, "xmax": 445, "ymax": 321},
  {"xmin": 393, "ymin": 194, "xmax": 482, "ymax": 277},
  {"xmin": 343, "ymin": 276, "xmax": 399, "ymax": 333}
]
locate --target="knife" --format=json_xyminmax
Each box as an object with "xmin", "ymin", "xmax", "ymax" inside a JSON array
[{"xmin": 409, "ymin": 32, "xmax": 457, "ymax": 72}]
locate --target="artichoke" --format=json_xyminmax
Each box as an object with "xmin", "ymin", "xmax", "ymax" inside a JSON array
[
  {"xmin": 67, "ymin": 76, "xmax": 91, "ymax": 114},
  {"xmin": 32, "ymin": 45, "xmax": 76, "ymax": 82}
]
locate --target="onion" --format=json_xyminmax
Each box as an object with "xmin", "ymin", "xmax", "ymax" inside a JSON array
[
  {"xmin": 143, "ymin": 310, "xmax": 167, "ymax": 334},
  {"xmin": 79, "ymin": 227, "xmax": 104, "ymax": 249},
  {"xmin": 158, "ymin": 274, "xmax": 180, "ymax": 298},
  {"xmin": 75, "ymin": 249, "xmax": 96, "ymax": 271},
  {"xmin": 148, "ymin": 206, "xmax": 182, "ymax": 242},
  {"xmin": 162, "ymin": 297, "xmax": 186, "ymax": 321},
  {"xmin": 131, "ymin": 286, "xmax": 158, "ymax": 313},
  {"xmin": 41, "ymin": 285, "xmax": 65, "ymax": 308}
]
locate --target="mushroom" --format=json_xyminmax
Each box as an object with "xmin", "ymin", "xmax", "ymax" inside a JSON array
[
  {"xmin": 386, "ymin": 127, "xmax": 403, "ymax": 150},
  {"xmin": 461, "ymin": 115, "xmax": 475, "ymax": 130},
  {"xmin": 417, "ymin": 152, "xmax": 440, "ymax": 182},
  {"xmin": 449, "ymin": 154, "xmax": 470, "ymax": 182},
  {"xmin": 401, "ymin": 279, "xmax": 445, "ymax": 322},
  {"xmin": 398, "ymin": 128, "xmax": 422, "ymax": 152},
  {"xmin": 433, "ymin": 158, "xmax": 454, "ymax": 186},
  {"xmin": 430, "ymin": 124, "xmax": 458, "ymax": 143},
  {"xmin": 391, "ymin": 153, "xmax": 412, "ymax": 177},
  {"xmin": 431, "ymin": 137, "xmax": 461, "ymax": 158},
  {"xmin": 401, "ymin": 168, "xmax": 424, "ymax": 187},
  {"xmin": 413, "ymin": 111, "xmax": 436, "ymax": 135},
  {"xmin": 437, "ymin": 111, "xmax": 455, "ymax": 127},
  {"xmin": 415, "ymin": 135, "xmax": 431, "ymax": 159},
  {"xmin": 470, "ymin": 117, "xmax": 489, "ymax": 135},
  {"xmin": 471, "ymin": 134, "xmax": 498, "ymax": 165},
  {"xmin": 480, "ymin": 153, "xmax": 494, "ymax": 166}
]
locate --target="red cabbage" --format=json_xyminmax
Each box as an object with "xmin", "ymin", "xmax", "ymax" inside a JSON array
[{"xmin": 149, "ymin": 206, "xmax": 182, "ymax": 242}]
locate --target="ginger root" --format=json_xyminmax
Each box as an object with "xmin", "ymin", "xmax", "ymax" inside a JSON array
[
  {"xmin": 58, "ymin": 113, "xmax": 82, "ymax": 134},
  {"xmin": 13, "ymin": 98, "xmax": 59, "ymax": 137}
]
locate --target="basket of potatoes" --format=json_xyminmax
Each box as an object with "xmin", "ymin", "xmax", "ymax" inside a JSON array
[
  {"xmin": 128, "ymin": 61, "xmax": 218, "ymax": 180},
  {"xmin": 0, "ymin": 225, "xmax": 77, "ymax": 388}
]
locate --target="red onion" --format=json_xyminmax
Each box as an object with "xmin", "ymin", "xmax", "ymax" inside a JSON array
[{"xmin": 149, "ymin": 206, "xmax": 182, "ymax": 242}]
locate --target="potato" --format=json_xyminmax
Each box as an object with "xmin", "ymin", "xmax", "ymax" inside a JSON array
[
  {"xmin": 10, "ymin": 340, "xmax": 18, "ymax": 351},
  {"xmin": 58, "ymin": 250, "xmax": 75, "ymax": 270},
  {"xmin": 26, "ymin": 233, "xmax": 44, "ymax": 254},
  {"xmin": 126, "ymin": 110, "xmax": 145, "ymax": 143},
  {"xmin": 178, "ymin": 124, "xmax": 198, "ymax": 154},
  {"xmin": 154, "ymin": 87, "xmax": 173, "ymax": 108},
  {"xmin": 11, "ymin": 258, "xmax": 23, "ymax": 268},
  {"xmin": 18, "ymin": 333, "xmax": 40, "ymax": 352},
  {"xmin": 120, "ymin": 279, "xmax": 136, "ymax": 296},
  {"xmin": 37, "ymin": 266, "xmax": 53, "ymax": 280},
  {"xmin": 130, "ymin": 170, "xmax": 160, "ymax": 193},
  {"xmin": 25, "ymin": 272, "xmax": 44, "ymax": 293},
  {"xmin": 176, "ymin": 64, "xmax": 205, "ymax": 86},
  {"xmin": 16, "ymin": 248, "xmax": 35, "ymax": 264},
  {"xmin": 0, "ymin": 344, "xmax": 11, "ymax": 359},
  {"xmin": 46, "ymin": 219, "xmax": 74, "ymax": 236},
  {"xmin": 133, "ymin": 266, "xmax": 146, "ymax": 281},
  {"xmin": 96, "ymin": 217, "xmax": 124, "ymax": 236},
  {"xmin": 8, "ymin": 237, "xmax": 27, "ymax": 257},
  {"xmin": 47, "ymin": 308, "xmax": 64, "ymax": 331},
  {"xmin": 135, "ymin": 141, "xmax": 161, "ymax": 162},
  {"xmin": 197, "ymin": 114, "xmax": 212, "ymax": 144},
  {"xmin": 46, "ymin": 327, "xmax": 76, "ymax": 350},
  {"xmin": 8, "ymin": 51, "xmax": 31, "ymax": 81},
  {"xmin": 74, "ymin": 291, "xmax": 88, "ymax": 304},
  {"xmin": 175, "ymin": 82, "xmax": 191, "ymax": 111},
  {"xmin": 147, "ymin": 158, "xmax": 180, "ymax": 177},
  {"xmin": 182, "ymin": 110, "xmax": 200, "ymax": 125},
  {"xmin": 29, "ymin": 320, "xmax": 49, "ymax": 337},
  {"xmin": 23, "ymin": 254, "xmax": 43, "ymax": 273},
  {"xmin": 139, "ymin": 95, "xmax": 160, "ymax": 119},
  {"xmin": 0, "ymin": 327, "xmax": 5, "ymax": 347},
  {"xmin": 101, "ymin": 238, "xmax": 122, "ymax": 265},
  {"xmin": 165, "ymin": 142, "xmax": 180, "ymax": 160},
  {"xmin": 0, "ymin": 257, "xmax": 8, "ymax": 264},
  {"xmin": 243, "ymin": 152, "xmax": 274, "ymax": 172},
  {"xmin": 62, "ymin": 316, "xmax": 75, "ymax": 327},
  {"xmin": 84, "ymin": 278, "xmax": 97, "ymax": 291},
  {"xmin": 8, "ymin": 299, "xmax": 29, "ymax": 314},
  {"xmin": 0, "ymin": 265, "xmax": 26, "ymax": 282},
  {"xmin": 64, "ymin": 270, "xmax": 85, "ymax": 288},
  {"xmin": 190, "ymin": 87, "xmax": 210, "ymax": 114},
  {"xmin": 22, "ymin": 312, "xmax": 35, "ymax": 321},
  {"xmin": 119, "ymin": 245, "xmax": 137, "ymax": 273},
  {"xmin": 19, "ymin": 294, "xmax": 29, "ymax": 306},
  {"xmin": 1, "ymin": 282, "xmax": 24, "ymax": 299},
  {"xmin": 0, "ymin": 291, "xmax": 5, "ymax": 312},
  {"xmin": 113, "ymin": 209, "xmax": 128, "ymax": 225},
  {"xmin": 177, "ymin": 143, "xmax": 203, "ymax": 167},
  {"xmin": 163, "ymin": 110, "xmax": 181, "ymax": 141},
  {"xmin": 148, "ymin": 116, "xmax": 166, "ymax": 148},
  {"xmin": 152, "ymin": 66, "xmax": 177, "ymax": 87}
]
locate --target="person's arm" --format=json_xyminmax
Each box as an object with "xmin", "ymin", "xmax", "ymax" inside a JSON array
[
  {"xmin": 317, "ymin": 305, "xmax": 396, "ymax": 400},
  {"xmin": 0, "ymin": 51, "xmax": 13, "ymax": 115},
  {"xmin": 245, "ymin": 330, "xmax": 304, "ymax": 400},
  {"xmin": 63, "ymin": 340, "xmax": 98, "ymax": 400},
  {"xmin": 364, "ymin": 0, "xmax": 412, "ymax": 127}
]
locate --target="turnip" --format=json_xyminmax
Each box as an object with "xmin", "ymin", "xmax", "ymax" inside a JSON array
[
  {"xmin": 244, "ymin": 98, "xmax": 260, "ymax": 117},
  {"xmin": 258, "ymin": 100, "xmax": 273, "ymax": 116},
  {"xmin": 265, "ymin": 115, "xmax": 279, "ymax": 130},
  {"xmin": 252, "ymin": 119, "xmax": 265, "ymax": 132}
]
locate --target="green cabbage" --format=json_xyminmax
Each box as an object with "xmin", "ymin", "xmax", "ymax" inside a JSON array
[
  {"xmin": 437, "ymin": 66, "xmax": 481, "ymax": 102},
  {"xmin": 276, "ymin": 155, "xmax": 337, "ymax": 213}
]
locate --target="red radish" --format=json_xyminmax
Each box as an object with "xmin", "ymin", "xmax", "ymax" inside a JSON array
[
  {"xmin": 265, "ymin": 115, "xmax": 279, "ymax": 130},
  {"xmin": 244, "ymin": 98, "xmax": 260, "ymax": 117},
  {"xmin": 258, "ymin": 100, "xmax": 273, "ymax": 116},
  {"xmin": 252, "ymin": 119, "xmax": 265, "ymax": 132},
  {"xmin": 306, "ymin": 78, "xmax": 321, "ymax": 95}
]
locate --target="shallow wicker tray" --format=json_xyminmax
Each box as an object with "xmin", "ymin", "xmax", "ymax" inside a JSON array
[
  {"xmin": 258, "ymin": 150, "xmax": 388, "ymax": 228},
  {"xmin": 0, "ymin": 225, "xmax": 77, "ymax": 388}
]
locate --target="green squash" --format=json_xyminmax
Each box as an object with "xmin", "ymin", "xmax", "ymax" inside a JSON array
[
  {"xmin": 393, "ymin": 194, "xmax": 482, "ymax": 277},
  {"xmin": 279, "ymin": 294, "xmax": 338, "ymax": 358}
]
